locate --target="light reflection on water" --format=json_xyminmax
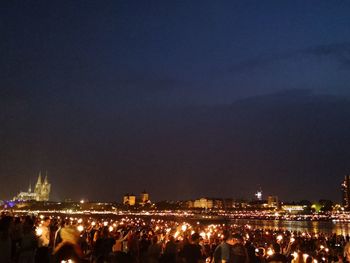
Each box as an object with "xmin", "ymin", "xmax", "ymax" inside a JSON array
[{"xmin": 231, "ymin": 219, "xmax": 350, "ymax": 235}]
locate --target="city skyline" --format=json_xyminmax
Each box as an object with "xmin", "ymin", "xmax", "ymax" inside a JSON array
[
  {"xmin": 1, "ymin": 1, "xmax": 350, "ymax": 201},
  {"xmin": 7, "ymin": 174, "xmax": 349, "ymax": 204}
]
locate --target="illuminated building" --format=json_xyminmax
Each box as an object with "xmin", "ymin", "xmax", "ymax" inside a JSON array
[
  {"xmin": 13, "ymin": 184, "xmax": 37, "ymax": 201},
  {"xmin": 123, "ymin": 194, "xmax": 129, "ymax": 205},
  {"xmin": 267, "ymin": 196, "xmax": 279, "ymax": 208},
  {"xmin": 213, "ymin": 199, "xmax": 223, "ymax": 209},
  {"xmin": 34, "ymin": 173, "xmax": 51, "ymax": 201},
  {"xmin": 187, "ymin": 200, "xmax": 194, "ymax": 208},
  {"xmin": 13, "ymin": 172, "xmax": 51, "ymax": 201},
  {"xmin": 123, "ymin": 193, "xmax": 136, "ymax": 206},
  {"xmin": 140, "ymin": 191, "xmax": 150, "ymax": 205},
  {"xmin": 342, "ymin": 175, "xmax": 350, "ymax": 210},
  {"xmin": 255, "ymin": 189, "xmax": 263, "ymax": 201},
  {"xmin": 129, "ymin": 195, "xmax": 136, "ymax": 206},
  {"xmin": 193, "ymin": 198, "xmax": 213, "ymax": 209},
  {"xmin": 281, "ymin": 205, "xmax": 305, "ymax": 213}
]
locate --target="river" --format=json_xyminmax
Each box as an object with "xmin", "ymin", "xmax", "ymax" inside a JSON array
[{"xmin": 230, "ymin": 219, "xmax": 350, "ymax": 235}]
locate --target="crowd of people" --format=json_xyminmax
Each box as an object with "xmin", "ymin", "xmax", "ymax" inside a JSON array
[{"xmin": 1, "ymin": 213, "xmax": 350, "ymax": 263}]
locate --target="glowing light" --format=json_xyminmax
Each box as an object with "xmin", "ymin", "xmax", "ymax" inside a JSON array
[
  {"xmin": 36, "ymin": 227, "xmax": 43, "ymax": 236},
  {"xmin": 109, "ymin": 226, "xmax": 114, "ymax": 232},
  {"xmin": 267, "ymin": 248, "xmax": 274, "ymax": 256},
  {"xmin": 103, "ymin": 221, "xmax": 108, "ymax": 226},
  {"xmin": 77, "ymin": 225, "xmax": 84, "ymax": 232},
  {"xmin": 276, "ymin": 235, "xmax": 283, "ymax": 241},
  {"xmin": 91, "ymin": 221, "xmax": 96, "ymax": 226},
  {"xmin": 290, "ymin": 237, "xmax": 295, "ymax": 243},
  {"xmin": 80, "ymin": 200, "xmax": 84, "ymax": 204},
  {"xmin": 181, "ymin": 224, "xmax": 187, "ymax": 232},
  {"xmin": 255, "ymin": 190, "xmax": 262, "ymax": 200},
  {"xmin": 292, "ymin": 252, "xmax": 298, "ymax": 259}
]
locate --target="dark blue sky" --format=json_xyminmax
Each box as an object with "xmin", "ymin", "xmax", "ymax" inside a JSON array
[{"xmin": 1, "ymin": 1, "xmax": 350, "ymax": 202}]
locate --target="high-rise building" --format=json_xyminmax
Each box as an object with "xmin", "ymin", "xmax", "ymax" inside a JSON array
[{"xmin": 342, "ymin": 175, "xmax": 350, "ymax": 210}]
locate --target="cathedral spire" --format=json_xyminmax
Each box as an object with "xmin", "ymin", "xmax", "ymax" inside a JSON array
[
  {"xmin": 36, "ymin": 171, "xmax": 42, "ymax": 186},
  {"xmin": 44, "ymin": 171, "xmax": 48, "ymax": 184}
]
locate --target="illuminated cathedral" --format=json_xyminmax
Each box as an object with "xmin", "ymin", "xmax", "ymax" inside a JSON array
[{"xmin": 13, "ymin": 172, "xmax": 51, "ymax": 201}]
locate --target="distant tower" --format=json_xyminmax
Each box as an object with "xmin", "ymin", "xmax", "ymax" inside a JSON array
[
  {"xmin": 255, "ymin": 189, "xmax": 263, "ymax": 201},
  {"xmin": 41, "ymin": 174, "xmax": 51, "ymax": 201},
  {"xmin": 123, "ymin": 194, "xmax": 130, "ymax": 205},
  {"xmin": 140, "ymin": 191, "xmax": 150, "ymax": 205},
  {"xmin": 34, "ymin": 172, "xmax": 42, "ymax": 201},
  {"xmin": 128, "ymin": 194, "xmax": 136, "ymax": 206},
  {"xmin": 123, "ymin": 193, "xmax": 136, "ymax": 206},
  {"xmin": 267, "ymin": 196, "xmax": 279, "ymax": 208},
  {"xmin": 34, "ymin": 172, "xmax": 51, "ymax": 201},
  {"xmin": 342, "ymin": 175, "xmax": 350, "ymax": 210}
]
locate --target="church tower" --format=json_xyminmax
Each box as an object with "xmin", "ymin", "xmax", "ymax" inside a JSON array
[
  {"xmin": 12, "ymin": 172, "xmax": 51, "ymax": 201},
  {"xmin": 41, "ymin": 174, "xmax": 51, "ymax": 201},
  {"xmin": 34, "ymin": 172, "xmax": 42, "ymax": 201},
  {"xmin": 33, "ymin": 172, "xmax": 51, "ymax": 201}
]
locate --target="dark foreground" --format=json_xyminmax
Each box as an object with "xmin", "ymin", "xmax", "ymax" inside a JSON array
[{"xmin": 1, "ymin": 213, "xmax": 350, "ymax": 263}]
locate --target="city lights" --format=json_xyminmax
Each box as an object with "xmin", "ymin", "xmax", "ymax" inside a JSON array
[
  {"xmin": 35, "ymin": 227, "xmax": 43, "ymax": 237},
  {"xmin": 77, "ymin": 225, "xmax": 84, "ymax": 232},
  {"xmin": 266, "ymin": 248, "xmax": 274, "ymax": 256}
]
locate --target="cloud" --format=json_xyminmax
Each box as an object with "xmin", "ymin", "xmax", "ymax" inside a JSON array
[{"xmin": 227, "ymin": 42, "xmax": 350, "ymax": 73}]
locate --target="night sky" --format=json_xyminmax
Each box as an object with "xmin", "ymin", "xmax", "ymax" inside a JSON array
[{"xmin": 1, "ymin": 1, "xmax": 350, "ymax": 202}]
